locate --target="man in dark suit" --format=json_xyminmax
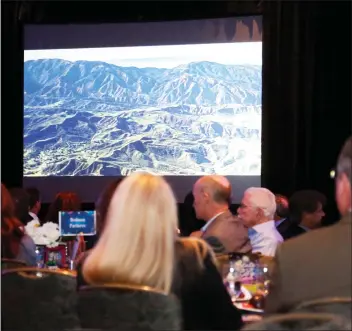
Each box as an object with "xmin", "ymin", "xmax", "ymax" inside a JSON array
[
  {"xmin": 190, "ymin": 175, "xmax": 251, "ymax": 254},
  {"xmin": 280, "ymin": 190, "xmax": 326, "ymax": 240},
  {"xmin": 265, "ymin": 136, "xmax": 352, "ymax": 313},
  {"xmin": 25, "ymin": 187, "xmax": 41, "ymax": 224}
]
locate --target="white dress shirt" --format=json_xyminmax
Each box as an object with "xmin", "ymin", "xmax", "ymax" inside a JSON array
[
  {"xmin": 28, "ymin": 212, "xmax": 40, "ymax": 222},
  {"xmin": 248, "ymin": 220, "xmax": 283, "ymax": 257}
]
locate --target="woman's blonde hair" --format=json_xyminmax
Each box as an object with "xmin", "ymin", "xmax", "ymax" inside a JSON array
[{"xmin": 83, "ymin": 172, "xmax": 178, "ymax": 293}]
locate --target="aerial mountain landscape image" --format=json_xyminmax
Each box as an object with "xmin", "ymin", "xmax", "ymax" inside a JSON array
[{"xmin": 23, "ymin": 42, "xmax": 262, "ymax": 177}]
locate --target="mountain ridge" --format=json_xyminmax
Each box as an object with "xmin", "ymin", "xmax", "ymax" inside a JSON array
[{"xmin": 24, "ymin": 59, "xmax": 261, "ymax": 108}]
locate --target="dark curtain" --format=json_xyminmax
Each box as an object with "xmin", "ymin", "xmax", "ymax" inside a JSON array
[
  {"xmin": 2, "ymin": 1, "xmax": 24, "ymax": 188},
  {"xmin": 262, "ymin": 0, "xmax": 351, "ymax": 222}
]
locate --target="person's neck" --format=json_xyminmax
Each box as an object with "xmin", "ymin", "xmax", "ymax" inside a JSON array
[
  {"xmin": 300, "ymin": 219, "xmax": 314, "ymax": 230},
  {"xmin": 29, "ymin": 209, "xmax": 38, "ymax": 216},
  {"xmin": 206, "ymin": 206, "xmax": 228, "ymax": 222}
]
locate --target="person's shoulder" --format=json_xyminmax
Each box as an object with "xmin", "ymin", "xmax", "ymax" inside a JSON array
[
  {"xmin": 176, "ymin": 237, "xmax": 209, "ymax": 255},
  {"xmin": 221, "ymin": 212, "xmax": 243, "ymax": 226},
  {"xmin": 279, "ymin": 222, "xmax": 344, "ymax": 258},
  {"xmin": 264, "ymin": 226, "xmax": 283, "ymax": 242},
  {"xmin": 220, "ymin": 210, "xmax": 237, "ymax": 220},
  {"xmin": 20, "ymin": 234, "xmax": 35, "ymax": 247}
]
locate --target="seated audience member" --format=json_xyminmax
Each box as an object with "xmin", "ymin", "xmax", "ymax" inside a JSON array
[
  {"xmin": 85, "ymin": 179, "xmax": 122, "ymax": 250},
  {"xmin": 78, "ymin": 173, "xmax": 243, "ymax": 330},
  {"xmin": 45, "ymin": 192, "xmax": 81, "ymax": 224},
  {"xmin": 190, "ymin": 175, "xmax": 251, "ymax": 254},
  {"xmin": 265, "ymin": 136, "xmax": 352, "ymax": 314},
  {"xmin": 281, "ymin": 190, "xmax": 326, "ymax": 240},
  {"xmin": 1, "ymin": 183, "xmax": 37, "ymax": 266},
  {"xmin": 9, "ymin": 188, "xmax": 31, "ymax": 225},
  {"xmin": 25, "ymin": 187, "xmax": 41, "ymax": 224},
  {"xmin": 238, "ymin": 187, "xmax": 283, "ymax": 257}
]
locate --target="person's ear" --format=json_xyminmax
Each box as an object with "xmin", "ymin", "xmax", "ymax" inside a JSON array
[
  {"xmin": 257, "ymin": 207, "xmax": 264, "ymax": 219},
  {"xmin": 203, "ymin": 191, "xmax": 211, "ymax": 204}
]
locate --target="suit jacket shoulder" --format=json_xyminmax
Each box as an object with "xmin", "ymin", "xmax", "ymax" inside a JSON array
[
  {"xmin": 266, "ymin": 214, "xmax": 352, "ymax": 313},
  {"xmin": 202, "ymin": 210, "xmax": 252, "ymax": 254}
]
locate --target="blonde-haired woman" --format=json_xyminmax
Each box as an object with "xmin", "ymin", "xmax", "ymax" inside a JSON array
[
  {"xmin": 79, "ymin": 173, "xmax": 243, "ymax": 330},
  {"xmin": 82, "ymin": 172, "xmax": 177, "ymax": 293}
]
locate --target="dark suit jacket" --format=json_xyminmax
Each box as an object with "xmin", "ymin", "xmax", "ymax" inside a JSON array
[
  {"xmin": 77, "ymin": 239, "xmax": 243, "ymax": 330},
  {"xmin": 201, "ymin": 210, "xmax": 252, "ymax": 254},
  {"xmin": 266, "ymin": 213, "xmax": 352, "ymax": 314},
  {"xmin": 276, "ymin": 218, "xmax": 290, "ymax": 236},
  {"xmin": 277, "ymin": 218, "xmax": 308, "ymax": 240}
]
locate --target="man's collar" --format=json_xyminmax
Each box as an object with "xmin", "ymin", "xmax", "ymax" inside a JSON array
[
  {"xmin": 29, "ymin": 212, "xmax": 39, "ymax": 221},
  {"xmin": 298, "ymin": 224, "xmax": 310, "ymax": 232},
  {"xmin": 275, "ymin": 218, "xmax": 286, "ymax": 227},
  {"xmin": 252, "ymin": 220, "xmax": 276, "ymax": 231},
  {"xmin": 201, "ymin": 210, "xmax": 227, "ymax": 232},
  {"xmin": 207, "ymin": 210, "xmax": 228, "ymax": 223}
]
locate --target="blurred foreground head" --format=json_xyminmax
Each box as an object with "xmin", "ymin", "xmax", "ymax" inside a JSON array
[
  {"xmin": 83, "ymin": 172, "xmax": 178, "ymax": 293},
  {"xmin": 335, "ymin": 136, "xmax": 352, "ymax": 216},
  {"xmin": 1, "ymin": 183, "xmax": 25, "ymax": 258},
  {"xmin": 45, "ymin": 191, "xmax": 81, "ymax": 223},
  {"xmin": 9, "ymin": 188, "xmax": 30, "ymax": 224}
]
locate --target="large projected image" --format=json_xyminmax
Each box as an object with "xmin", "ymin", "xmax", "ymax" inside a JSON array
[{"xmin": 24, "ymin": 42, "xmax": 262, "ymax": 177}]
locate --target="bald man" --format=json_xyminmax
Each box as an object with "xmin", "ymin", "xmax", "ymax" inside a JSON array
[{"xmin": 190, "ymin": 176, "xmax": 252, "ymax": 254}]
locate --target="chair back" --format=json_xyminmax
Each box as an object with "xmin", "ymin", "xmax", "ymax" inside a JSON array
[
  {"xmin": 242, "ymin": 312, "xmax": 351, "ymax": 330},
  {"xmin": 294, "ymin": 297, "xmax": 352, "ymax": 321},
  {"xmin": 78, "ymin": 284, "xmax": 181, "ymax": 330},
  {"xmin": 1, "ymin": 258, "xmax": 27, "ymax": 269},
  {"xmin": 2, "ymin": 267, "xmax": 80, "ymax": 330}
]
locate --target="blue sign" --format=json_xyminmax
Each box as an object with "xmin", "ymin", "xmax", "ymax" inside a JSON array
[{"xmin": 59, "ymin": 211, "xmax": 96, "ymax": 236}]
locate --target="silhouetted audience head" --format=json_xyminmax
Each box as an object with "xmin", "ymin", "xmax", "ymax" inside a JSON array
[
  {"xmin": 1, "ymin": 183, "xmax": 25, "ymax": 259},
  {"xmin": 26, "ymin": 187, "xmax": 41, "ymax": 215},
  {"xmin": 45, "ymin": 192, "xmax": 81, "ymax": 223},
  {"xmin": 9, "ymin": 188, "xmax": 30, "ymax": 225},
  {"xmin": 83, "ymin": 172, "xmax": 178, "ymax": 293},
  {"xmin": 193, "ymin": 175, "xmax": 231, "ymax": 220},
  {"xmin": 237, "ymin": 187, "xmax": 276, "ymax": 227},
  {"xmin": 288, "ymin": 190, "xmax": 326, "ymax": 229},
  {"xmin": 184, "ymin": 191, "xmax": 195, "ymax": 207},
  {"xmin": 335, "ymin": 136, "xmax": 352, "ymax": 216},
  {"xmin": 274, "ymin": 194, "xmax": 289, "ymax": 220},
  {"xmin": 95, "ymin": 179, "xmax": 123, "ymax": 234}
]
